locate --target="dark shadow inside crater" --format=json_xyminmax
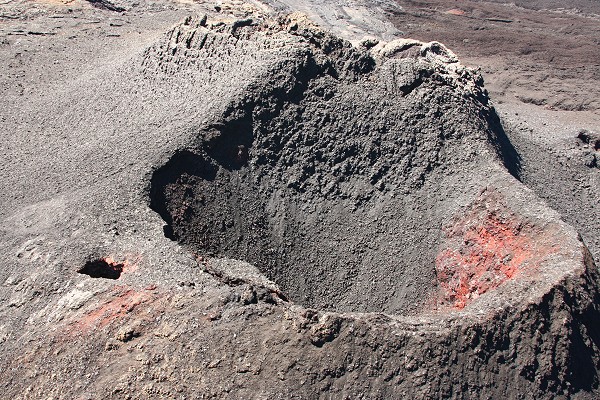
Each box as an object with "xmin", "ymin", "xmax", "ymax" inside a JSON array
[{"xmin": 149, "ymin": 150, "xmax": 217, "ymax": 240}]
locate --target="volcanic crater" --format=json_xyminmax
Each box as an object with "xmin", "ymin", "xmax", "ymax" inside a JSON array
[{"xmin": 147, "ymin": 20, "xmax": 561, "ymax": 316}]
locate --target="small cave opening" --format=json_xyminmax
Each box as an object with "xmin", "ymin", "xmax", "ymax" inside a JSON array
[{"xmin": 78, "ymin": 259, "xmax": 124, "ymax": 280}]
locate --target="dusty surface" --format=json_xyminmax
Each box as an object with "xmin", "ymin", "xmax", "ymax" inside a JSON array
[
  {"xmin": 389, "ymin": 0, "xmax": 600, "ymax": 111},
  {"xmin": 0, "ymin": 0, "xmax": 599, "ymax": 399}
]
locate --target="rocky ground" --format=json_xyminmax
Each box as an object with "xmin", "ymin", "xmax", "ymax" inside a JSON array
[
  {"xmin": 0, "ymin": 0, "xmax": 598, "ymax": 399},
  {"xmin": 389, "ymin": 0, "xmax": 600, "ymax": 112}
]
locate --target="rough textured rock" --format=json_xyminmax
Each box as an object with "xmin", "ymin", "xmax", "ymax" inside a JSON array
[
  {"xmin": 148, "ymin": 17, "xmax": 500, "ymax": 315},
  {"xmin": 0, "ymin": 1, "xmax": 599, "ymax": 399}
]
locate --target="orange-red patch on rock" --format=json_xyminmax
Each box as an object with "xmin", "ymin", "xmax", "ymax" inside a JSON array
[
  {"xmin": 108, "ymin": 254, "xmax": 141, "ymax": 274},
  {"xmin": 446, "ymin": 9, "xmax": 467, "ymax": 16},
  {"xmin": 435, "ymin": 192, "xmax": 558, "ymax": 309},
  {"xmin": 70, "ymin": 286, "xmax": 152, "ymax": 334}
]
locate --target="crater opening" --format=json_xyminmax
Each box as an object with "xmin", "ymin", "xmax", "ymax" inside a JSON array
[
  {"xmin": 78, "ymin": 259, "xmax": 124, "ymax": 280},
  {"xmin": 149, "ymin": 105, "xmax": 476, "ymax": 315},
  {"xmin": 148, "ymin": 52, "xmax": 522, "ymax": 315}
]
